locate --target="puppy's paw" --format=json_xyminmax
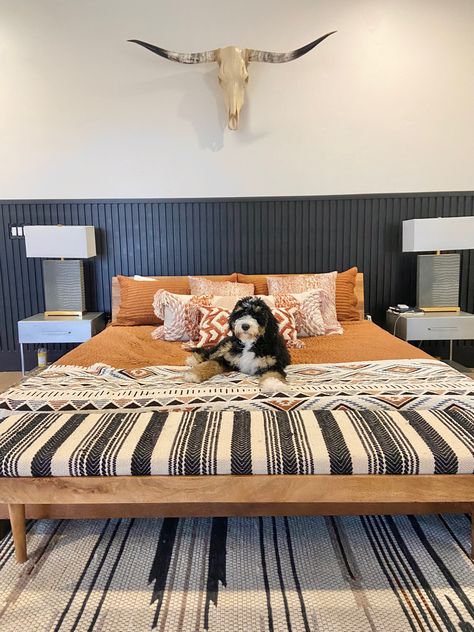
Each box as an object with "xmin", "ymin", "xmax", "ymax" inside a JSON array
[
  {"xmin": 260, "ymin": 376, "xmax": 287, "ymax": 393},
  {"xmin": 186, "ymin": 354, "xmax": 201, "ymax": 367},
  {"xmin": 186, "ymin": 370, "xmax": 203, "ymax": 384}
]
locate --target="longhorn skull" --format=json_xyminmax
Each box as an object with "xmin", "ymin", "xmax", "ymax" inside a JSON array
[{"xmin": 128, "ymin": 32, "xmax": 336, "ymax": 130}]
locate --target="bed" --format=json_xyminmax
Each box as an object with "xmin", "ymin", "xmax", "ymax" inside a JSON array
[{"xmin": 0, "ymin": 273, "xmax": 472, "ymax": 564}]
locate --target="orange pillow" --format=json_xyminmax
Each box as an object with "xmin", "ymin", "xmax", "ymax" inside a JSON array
[
  {"xmin": 335, "ymin": 267, "xmax": 359, "ymax": 321},
  {"xmin": 237, "ymin": 268, "xmax": 359, "ymax": 321},
  {"xmin": 236, "ymin": 274, "xmax": 269, "ymax": 295},
  {"xmin": 114, "ymin": 274, "xmax": 238, "ymax": 326},
  {"xmin": 115, "ymin": 276, "xmax": 168, "ymax": 326}
]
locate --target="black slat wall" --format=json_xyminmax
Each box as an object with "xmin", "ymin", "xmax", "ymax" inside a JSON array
[{"xmin": 0, "ymin": 192, "xmax": 473, "ymax": 369}]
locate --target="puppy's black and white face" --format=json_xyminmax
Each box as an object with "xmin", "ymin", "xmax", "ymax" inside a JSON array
[{"xmin": 229, "ymin": 297, "xmax": 270, "ymax": 343}]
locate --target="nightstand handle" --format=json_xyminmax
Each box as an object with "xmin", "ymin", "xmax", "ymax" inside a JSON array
[
  {"xmin": 39, "ymin": 331, "xmax": 73, "ymax": 335},
  {"xmin": 427, "ymin": 326, "xmax": 458, "ymax": 331}
]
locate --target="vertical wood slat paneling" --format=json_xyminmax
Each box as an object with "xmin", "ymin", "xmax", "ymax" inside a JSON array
[{"xmin": 0, "ymin": 193, "xmax": 473, "ymax": 366}]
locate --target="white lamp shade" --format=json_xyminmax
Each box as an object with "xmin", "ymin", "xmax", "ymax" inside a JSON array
[
  {"xmin": 402, "ymin": 216, "xmax": 474, "ymax": 252},
  {"xmin": 24, "ymin": 225, "xmax": 96, "ymax": 258}
]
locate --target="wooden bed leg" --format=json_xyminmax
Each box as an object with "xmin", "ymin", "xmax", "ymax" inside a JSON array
[
  {"xmin": 471, "ymin": 506, "xmax": 474, "ymax": 562},
  {"xmin": 8, "ymin": 504, "xmax": 27, "ymax": 564}
]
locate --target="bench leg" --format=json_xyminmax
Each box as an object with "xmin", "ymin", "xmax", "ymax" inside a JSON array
[
  {"xmin": 471, "ymin": 506, "xmax": 474, "ymax": 562},
  {"xmin": 8, "ymin": 504, "xmax": 27, "ymax": 563}
]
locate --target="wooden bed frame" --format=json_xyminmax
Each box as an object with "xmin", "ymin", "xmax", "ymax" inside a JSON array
[{"xmin": 1, "ymin": 272, "xmax": 473, "ymax": 563}]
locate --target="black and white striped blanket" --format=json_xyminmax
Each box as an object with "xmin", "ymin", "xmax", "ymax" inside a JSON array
[{"xmin": 0, "ymin": 408, "xmax": 472, "ymax": 477}]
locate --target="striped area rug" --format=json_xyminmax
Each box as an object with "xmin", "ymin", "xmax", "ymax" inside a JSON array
[{"xmin": 0, "ymin": 515, "xmax": 472, "ymax": 631}]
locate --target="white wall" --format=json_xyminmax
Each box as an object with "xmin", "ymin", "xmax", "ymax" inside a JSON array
[{"xmin": 0, "ymin": 0, "xmax": 473, "ymax": 199}]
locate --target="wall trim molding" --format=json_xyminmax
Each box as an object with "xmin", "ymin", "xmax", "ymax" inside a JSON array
[{"xmin": 2, "ymin": 190, "xmax": 474, "ymax": 204}]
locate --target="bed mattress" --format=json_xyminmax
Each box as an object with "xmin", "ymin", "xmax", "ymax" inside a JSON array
[{"xmin": 56, "ymin": 321, "xmax": 431, "ymax": 370}]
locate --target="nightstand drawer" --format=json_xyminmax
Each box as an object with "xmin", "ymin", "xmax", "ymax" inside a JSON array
[
  {"xmin": 388, "ymin": 313, "xmax": 474, "ymax": 341},
  {"xmin": 18, "ymin": 317, "xmax": 103, "ymax": 344},
  {"xmin": 17, "ymin": 312, "xmax": 105, "ymax": 375},
  {"xmin": 407, "ymin": 318, "xmax": 474, "ymax": 340}
]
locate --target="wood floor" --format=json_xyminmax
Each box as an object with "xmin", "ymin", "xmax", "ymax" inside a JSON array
[
  {"xmin": 449, "ymin": 361, "xmax": 474, "ymax": 378},
  {"xmin": 0, "ymin": 373, "xmax": 21, "ymax": 392}
]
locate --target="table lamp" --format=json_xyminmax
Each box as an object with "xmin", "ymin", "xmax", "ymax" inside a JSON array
[
  {"xmin": 402, "ymin": 216, "xmax": 474, "ymax": 312},
  {"xmin": 24, "ymin": 225, "xmax": 96, "ymax": 317}
]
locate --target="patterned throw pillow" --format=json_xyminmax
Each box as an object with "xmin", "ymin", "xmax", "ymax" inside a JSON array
[
  {"xmin": 152, "ymin": 290, "xmax": 212, "ymax": 341},
  {"xmin": 190, "ymin": 306, "xmax": 232, "ymax": 348},
  {"xmin": 189, "ymin": 305, "xmax": 303, "ymax": 349},
  {"xmin": 189, "ymin": 276, "xmax": 254, "ymax": 297},
  {"xmin": 267, "ymin": 272, "xmax": 342, "ymax": 335},
  {"xmin": 274, "ymin": 290, "xmax": 326, "ymax": 337}
]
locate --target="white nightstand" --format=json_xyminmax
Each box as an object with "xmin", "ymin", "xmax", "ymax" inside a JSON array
[
  {"xmin": 18, "ymin": 312, "xmax": 106, "ymax": 375},
  {"xmin": 386, "ymin": 310, "xmax": 474, "ymax": 361}
]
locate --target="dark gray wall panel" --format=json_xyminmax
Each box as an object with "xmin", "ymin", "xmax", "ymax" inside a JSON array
[{"xmin": 0, "ymin": 192, "xmax": 473, "ymax": 369}]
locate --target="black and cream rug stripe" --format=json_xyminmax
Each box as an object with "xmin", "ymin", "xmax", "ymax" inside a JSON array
[{"xmin": 0, "ymin": 515, "xmax": 472, "ymax": 631}]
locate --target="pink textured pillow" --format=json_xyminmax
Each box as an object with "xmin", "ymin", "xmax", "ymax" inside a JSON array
[
  {"xmin": 189, "ymin": 276, "xmax": 254, "ymax": 297},
  {"xmin": 152, "ymin": 290, "xmax": 211, "ymax": 341},
  {"xmin": 267, "ymin": 273, "xmax": 342, "ymax": 335},
  {"xmin": 274, "ymin": 290, "xmax": 326, "ymax": 337},
  {"xmin": 188, "ymin": 305, "xmax": 302, "ymax": 349}
]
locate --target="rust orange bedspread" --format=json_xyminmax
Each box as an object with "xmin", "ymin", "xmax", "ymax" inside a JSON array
[{"xmin": 57, "ymin": 320, "xmax": 431, "ymax": 369}]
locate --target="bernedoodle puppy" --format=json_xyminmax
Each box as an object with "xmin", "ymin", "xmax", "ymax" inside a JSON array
[{"xmin": 186, "ymin": 296, "xmax": 290, "ymax": 392}]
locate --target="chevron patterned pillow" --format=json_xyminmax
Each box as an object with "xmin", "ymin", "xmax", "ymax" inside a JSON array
[{"xmin": 189, "ymin": 305, "xmax": 302, "ymax": 349}]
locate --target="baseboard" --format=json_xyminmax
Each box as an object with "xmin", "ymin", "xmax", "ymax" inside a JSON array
[
  {"xmin": 453, "ymin": 343, "xmax": 474, "ymax": 368},
  {"xmin": 422, "ymin": 341, "xmax": 474, "ymax": 367}
]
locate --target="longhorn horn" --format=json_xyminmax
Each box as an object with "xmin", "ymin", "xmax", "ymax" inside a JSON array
[
  {"xmin": 128, "ymin": 39, "xmax": 217, "ymax": 64},
  {"xmin": 247, "ymin": 31, "xmax": 336, "ymax": 63}
]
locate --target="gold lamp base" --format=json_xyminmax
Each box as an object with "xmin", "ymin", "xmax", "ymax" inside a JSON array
[
  {"xmin": 420, "ymin": 306, "xmax": 460, "ymax": 313},
  {"xmin": 44, "ymin": 311, "xmax": 85, "ymax": 318}
]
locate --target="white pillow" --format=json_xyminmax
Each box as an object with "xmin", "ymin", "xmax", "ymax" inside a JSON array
[{"xmin": 133, "ymin": 275, "xmax": 156, "ymax": 281}]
